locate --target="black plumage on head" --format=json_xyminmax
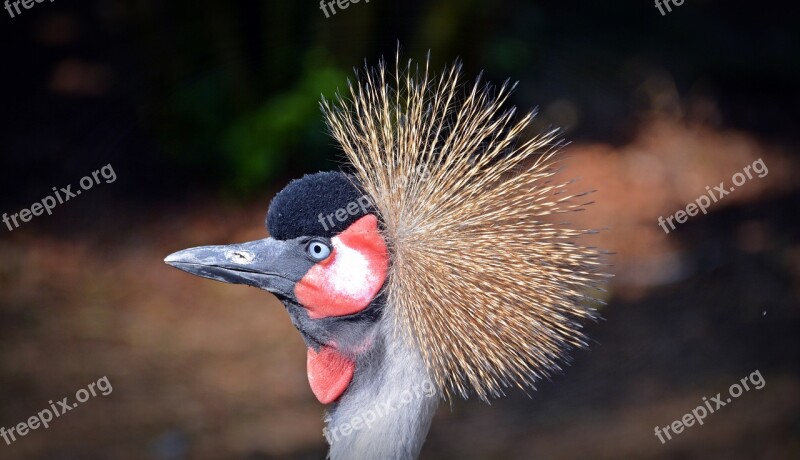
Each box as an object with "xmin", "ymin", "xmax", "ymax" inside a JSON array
[{"xmin": 266, "ymin": 171, "xmax": 375, "ymax": 240}]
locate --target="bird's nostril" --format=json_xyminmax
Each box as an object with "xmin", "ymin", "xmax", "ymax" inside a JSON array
[{"xmin": 226, "ymin": 250, "xmax": 255, "ymax": 264}]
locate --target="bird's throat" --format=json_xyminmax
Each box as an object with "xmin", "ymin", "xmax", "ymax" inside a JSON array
[
  {"xmin": 307, "ymin": 346, "xmax": 355, "ymax": 404},
  {"xmin": 323, "ymin": 317, "xmax": 439, "ymax": 460}
]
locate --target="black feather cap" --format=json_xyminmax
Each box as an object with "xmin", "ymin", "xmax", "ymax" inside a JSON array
[{"xmin": 266, "ymin": 171, "xmax": 376, "ymax": 240}]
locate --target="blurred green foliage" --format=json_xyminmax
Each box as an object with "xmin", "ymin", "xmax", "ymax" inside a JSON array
[
  {"xmin": 123, "ymin": 0, "xmax": 797, "ymax": 198},
  {"xmin": 145, "ymin": 47, "xmax": 347, "ymax": 196},
  {"xmin": 128, "ymin": 1, "xmax": 358, "ymax": 197},
  {"xmin": 221, "ymin": 55, "xmax": 347, "ymax": 195}
]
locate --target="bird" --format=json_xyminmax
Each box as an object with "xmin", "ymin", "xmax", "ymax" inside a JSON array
[{"xmin": 165, "ymin": 54, "xmax": 606, "ymax": 460}]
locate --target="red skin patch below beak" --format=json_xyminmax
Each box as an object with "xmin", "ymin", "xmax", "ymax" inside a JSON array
[{"xmin": 307, "ymin": 346, "xmax": 355, "ymax": 404}]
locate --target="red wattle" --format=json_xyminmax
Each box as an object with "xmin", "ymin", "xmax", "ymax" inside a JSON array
[{"xmin": 306, "ymin": 346, "xmax": 355, "ymax": 404}]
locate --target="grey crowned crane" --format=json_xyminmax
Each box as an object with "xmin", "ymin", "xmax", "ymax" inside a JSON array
[{"xmin": 165, "ymin": 56, "xmax": 605, "ymax": 460}]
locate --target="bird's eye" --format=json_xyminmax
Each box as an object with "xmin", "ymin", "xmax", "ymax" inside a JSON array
[{"xmin": 307, "ymin": 241, "xmax": 332, "ymax": 261}]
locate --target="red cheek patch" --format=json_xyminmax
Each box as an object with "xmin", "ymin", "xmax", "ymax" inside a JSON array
[
  {"xmin": 295, "ymin": 215, "xmax": 388, "ymax": 319},
  {"xmin": 307, "ymin": 346, "xmax": 355, "ymax": 404}
]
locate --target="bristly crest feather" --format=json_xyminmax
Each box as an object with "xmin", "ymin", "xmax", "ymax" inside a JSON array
[{"xmin": 321, "ymin": 53, "xmax": 606, "ymax": 401}]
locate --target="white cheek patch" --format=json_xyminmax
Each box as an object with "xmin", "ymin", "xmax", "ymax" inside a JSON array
[{"xmin": 328, "ymin": 236, "xmax": 379, "ymax": 302}]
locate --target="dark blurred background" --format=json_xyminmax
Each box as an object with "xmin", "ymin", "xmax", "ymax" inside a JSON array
[{"xmin": 0, "ymin": 0, "xmax": 798, "ymax": 459}]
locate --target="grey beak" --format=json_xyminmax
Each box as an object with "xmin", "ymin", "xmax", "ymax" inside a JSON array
[{"xmin": 164, "ymin": 237, "xmax": 297, "ymax": 297}]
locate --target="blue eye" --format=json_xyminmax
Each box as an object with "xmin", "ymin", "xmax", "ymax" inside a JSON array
[{"xmin": 307, "ymin": 241, "xmax": 332, "ymax": 260}]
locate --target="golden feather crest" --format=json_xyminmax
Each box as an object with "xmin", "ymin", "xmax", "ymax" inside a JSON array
[{"xmin": 321, "ymin": 55, "xmax": 606, "ymax": 401}]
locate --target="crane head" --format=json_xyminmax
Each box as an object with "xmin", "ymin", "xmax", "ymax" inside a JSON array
[{"xmin": 164, "ymin": 171, "xmax": 388, "ymax": 404}]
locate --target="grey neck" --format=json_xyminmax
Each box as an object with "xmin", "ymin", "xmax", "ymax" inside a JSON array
[{"xmin": 324, "ymin": 317, "xmax": 439, "ymax": 460}]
